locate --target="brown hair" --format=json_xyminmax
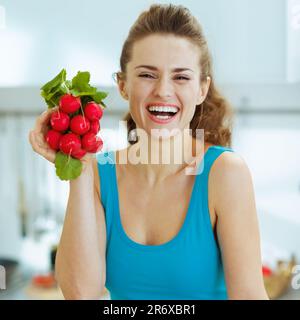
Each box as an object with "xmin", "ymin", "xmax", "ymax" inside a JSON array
[{"xmin": 113, "ymin": 3, "xmax": 234, "ymax": 147}]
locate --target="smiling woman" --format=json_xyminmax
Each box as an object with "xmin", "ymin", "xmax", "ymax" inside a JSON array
[
  {"xmin": 29, "ymin": 3, "xmax": 269, "ymax": 300},
  {"xmin": 114, "ymin": 5, "xmax": 233, "ymax": 147},
  {"xmin": 96, "ymin": 4, "xmax": 267, "ymax": 300}
]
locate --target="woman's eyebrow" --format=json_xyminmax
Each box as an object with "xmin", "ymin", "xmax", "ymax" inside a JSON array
[{"xmin": 135, "ymin": 65, "xmax": 194, "ymax": 72}]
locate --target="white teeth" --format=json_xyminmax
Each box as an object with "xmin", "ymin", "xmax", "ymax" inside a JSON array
[
  {"xmin": 148, "ymin": 105, "xmax": 178, "ymax": 113},
  {"xmin": 155, "ymin": 115, "xmax": 171, "ymax": 120}
]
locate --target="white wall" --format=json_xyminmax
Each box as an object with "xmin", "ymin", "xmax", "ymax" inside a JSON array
[{"xmin": 0, "ymin": 0, "xmax": 293, "ymax": 86}]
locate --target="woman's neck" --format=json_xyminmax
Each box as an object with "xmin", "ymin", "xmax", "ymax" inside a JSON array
[{"xmin": 117, "ymin": 131, "xmax": 206, "ymax": 187}]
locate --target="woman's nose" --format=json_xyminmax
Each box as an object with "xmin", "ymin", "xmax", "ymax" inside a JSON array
[{"xmin": 153, "ymin": 77, "xmax": 173, "ymax": 98}]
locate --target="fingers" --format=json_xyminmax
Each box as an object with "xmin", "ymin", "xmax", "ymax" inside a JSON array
[
  {"xmin": 35, "ymin": 131, "xmax": 47, "ymax": 149},
  {"xmin": 29, "ymin": 130, "xmax": 40, "ymax": 154},
  {"xmin": 28, "ymin": 129, "xmax": 55, "ymax": 163},
  {"xmin": 35, "ymin": 106, "xmax": 58, "ymax": 132},
  {"xmin": 30, "ymin": 107, "xmax": 57, "ymax": 142},
  {"xmin": 29, "ymin": 129, "xmax": 42, "ymax": 153},
  {"xmin": 29, "ymin": 107, "xmax": 60, "ymax": 164},
  {"xmin": 28, "ymin": 130, "xmax": 35, "ymax": 150}
]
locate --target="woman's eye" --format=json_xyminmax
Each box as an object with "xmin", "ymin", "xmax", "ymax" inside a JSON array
[
  {"xmin": 139, "ymin": 74, "xmax": 154, "ymax": 79},
  {"xmin": 175, "ymin": 76, "xmax": 190, "ymax": 81},
  {"xmin": 138, "ymin": 74, "xmax": 190, "ymax": 81}
]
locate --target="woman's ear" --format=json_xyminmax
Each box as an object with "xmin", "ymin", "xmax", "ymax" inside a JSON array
[
  {"xmin": 196, "ymin": 76, "xmax": 211, "ymax": 105},
  {"xmin": 117, "ymin": 74, "xmax": 129, "ymax": 100}
]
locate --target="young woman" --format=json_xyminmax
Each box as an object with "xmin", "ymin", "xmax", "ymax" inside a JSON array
[{"xmin": 29, "ymin": 4, "xmax": 269, "ymax": 300}]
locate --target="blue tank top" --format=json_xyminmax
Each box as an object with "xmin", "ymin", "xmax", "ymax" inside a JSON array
[{"xmin": 97, "ymin": 145, "xmax": 234, "ymax": 300}]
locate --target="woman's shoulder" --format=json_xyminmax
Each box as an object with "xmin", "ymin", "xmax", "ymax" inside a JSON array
[
  {"xmin": 207, "ymin": 146, "xmax": 255, "ymax": 216},
  {"xmin": 209, "ymin": 148, "xmax": 254, "ymax": 208},
  {"xmin": 210, "ymin": 146, "xmax": 247, "ymax": 178}
]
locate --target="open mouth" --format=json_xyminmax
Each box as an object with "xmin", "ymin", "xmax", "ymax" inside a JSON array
[{"xmin": 146, "ymin": 105, "xmax": 180, "ymax": 122}]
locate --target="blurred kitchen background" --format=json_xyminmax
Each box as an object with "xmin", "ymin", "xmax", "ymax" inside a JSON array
[{"xmin": 0, "ymin": 0, "xmax": 300, "ymax": 300}]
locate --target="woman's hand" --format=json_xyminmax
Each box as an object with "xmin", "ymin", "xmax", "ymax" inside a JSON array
[
  {"xmin": 29, "ymin": 107, "xmax": 58, "ymax": 163},
  {"xmin": 29, "ymin": 107, "xmax": 96, "ymax": 173}
]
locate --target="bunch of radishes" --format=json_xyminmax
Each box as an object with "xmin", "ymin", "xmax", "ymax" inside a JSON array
[
  {"xmin": 40, "ymin": 69, "xmax": 108, "ymax": 180},
  {"xmin": 45, "ymin": 94, "xmax": 103, "ymax": 159}
]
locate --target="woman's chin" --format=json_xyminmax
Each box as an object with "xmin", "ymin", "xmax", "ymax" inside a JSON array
[{"xmin": 147, "ymin": 126, "xmax": 183, "ymax": 141}]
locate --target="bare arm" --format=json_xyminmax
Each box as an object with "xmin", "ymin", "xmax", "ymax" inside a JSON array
[
  {"xmin": 211, "ymin": 152, "xmax": 269, "ymax": 300},
  {"xmin": 55, "ymin": 158, "xmax": 107, "ymax": 299},
  {"xmin": 29, "ymin": 108, "xmax": 107, "ymax": 299}
]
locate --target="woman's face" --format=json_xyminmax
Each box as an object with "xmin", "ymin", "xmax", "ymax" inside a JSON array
[{"xmin": 118, "ymin": 34, "xmax": 210, "ymax": 139}]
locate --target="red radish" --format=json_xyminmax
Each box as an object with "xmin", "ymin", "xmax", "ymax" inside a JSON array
[
  {"xmin": 82, "ymin": 132, "xmax": 103, "ymax": 153},
  {"xmin": 50, "ymin": 110, "xmax": 70, "ymax": 132},
  {"xmin": 45, "ymin": 130, "xmax": 62, "ymax": 151},
  {"xmin": 59, "ymin": 133, "xmax": 81, "ymax": 155},
  {"xmin": 90, "ymin": 120, "xmax": 100, "ymax": 134},
  {"xmin": 84, "ymin": 102, "xmax": 103, "ymax": 121},
  {"xmin": 262, "ymin": 265, "xmax": 272, "ymax": 277},
  {"xmin": 70, "ymin": 115, "xmax": 90, "ymax": 135},
  {"xmin": 88, "ymin": 138, "xmax": 103, "ymax": 153},
  {"xmin": 71, "ymin": 148, "xmax": 87, "ymax": 159},
  {"xmin": 59, "ymin": 94, "xmax": 81, "ymax": 114}
]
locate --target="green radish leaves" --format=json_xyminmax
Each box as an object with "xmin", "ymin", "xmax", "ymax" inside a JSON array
[
  {"xmin": 71, "ymin": 71, "xmax": 91, "ymax": 92},
  {"xmin": 54, "ymin": 152, "xmax": 82, "ymax": 181},
  {"xmin": 92, "ymin": 91, "xmax": 108, "ymax": 104},
  {"xmin": 40, "ymin": 69, "xmax": 108, "ymax": 109},
  {"xmin": 41, "ymin": 69, "xmax": 69, "ymax": 108},
  {"xmin": 70, "ymin": 71, "xmax": 108, "ymax": 104},
  {"xmin": 41, "ymin": 69, "xmax": 67, "ymax": 93}
]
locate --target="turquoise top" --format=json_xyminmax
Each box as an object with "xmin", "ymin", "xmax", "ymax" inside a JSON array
[{"xmin": 96, "ymin": 145, "xmax": 234, "ymax": 300}]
